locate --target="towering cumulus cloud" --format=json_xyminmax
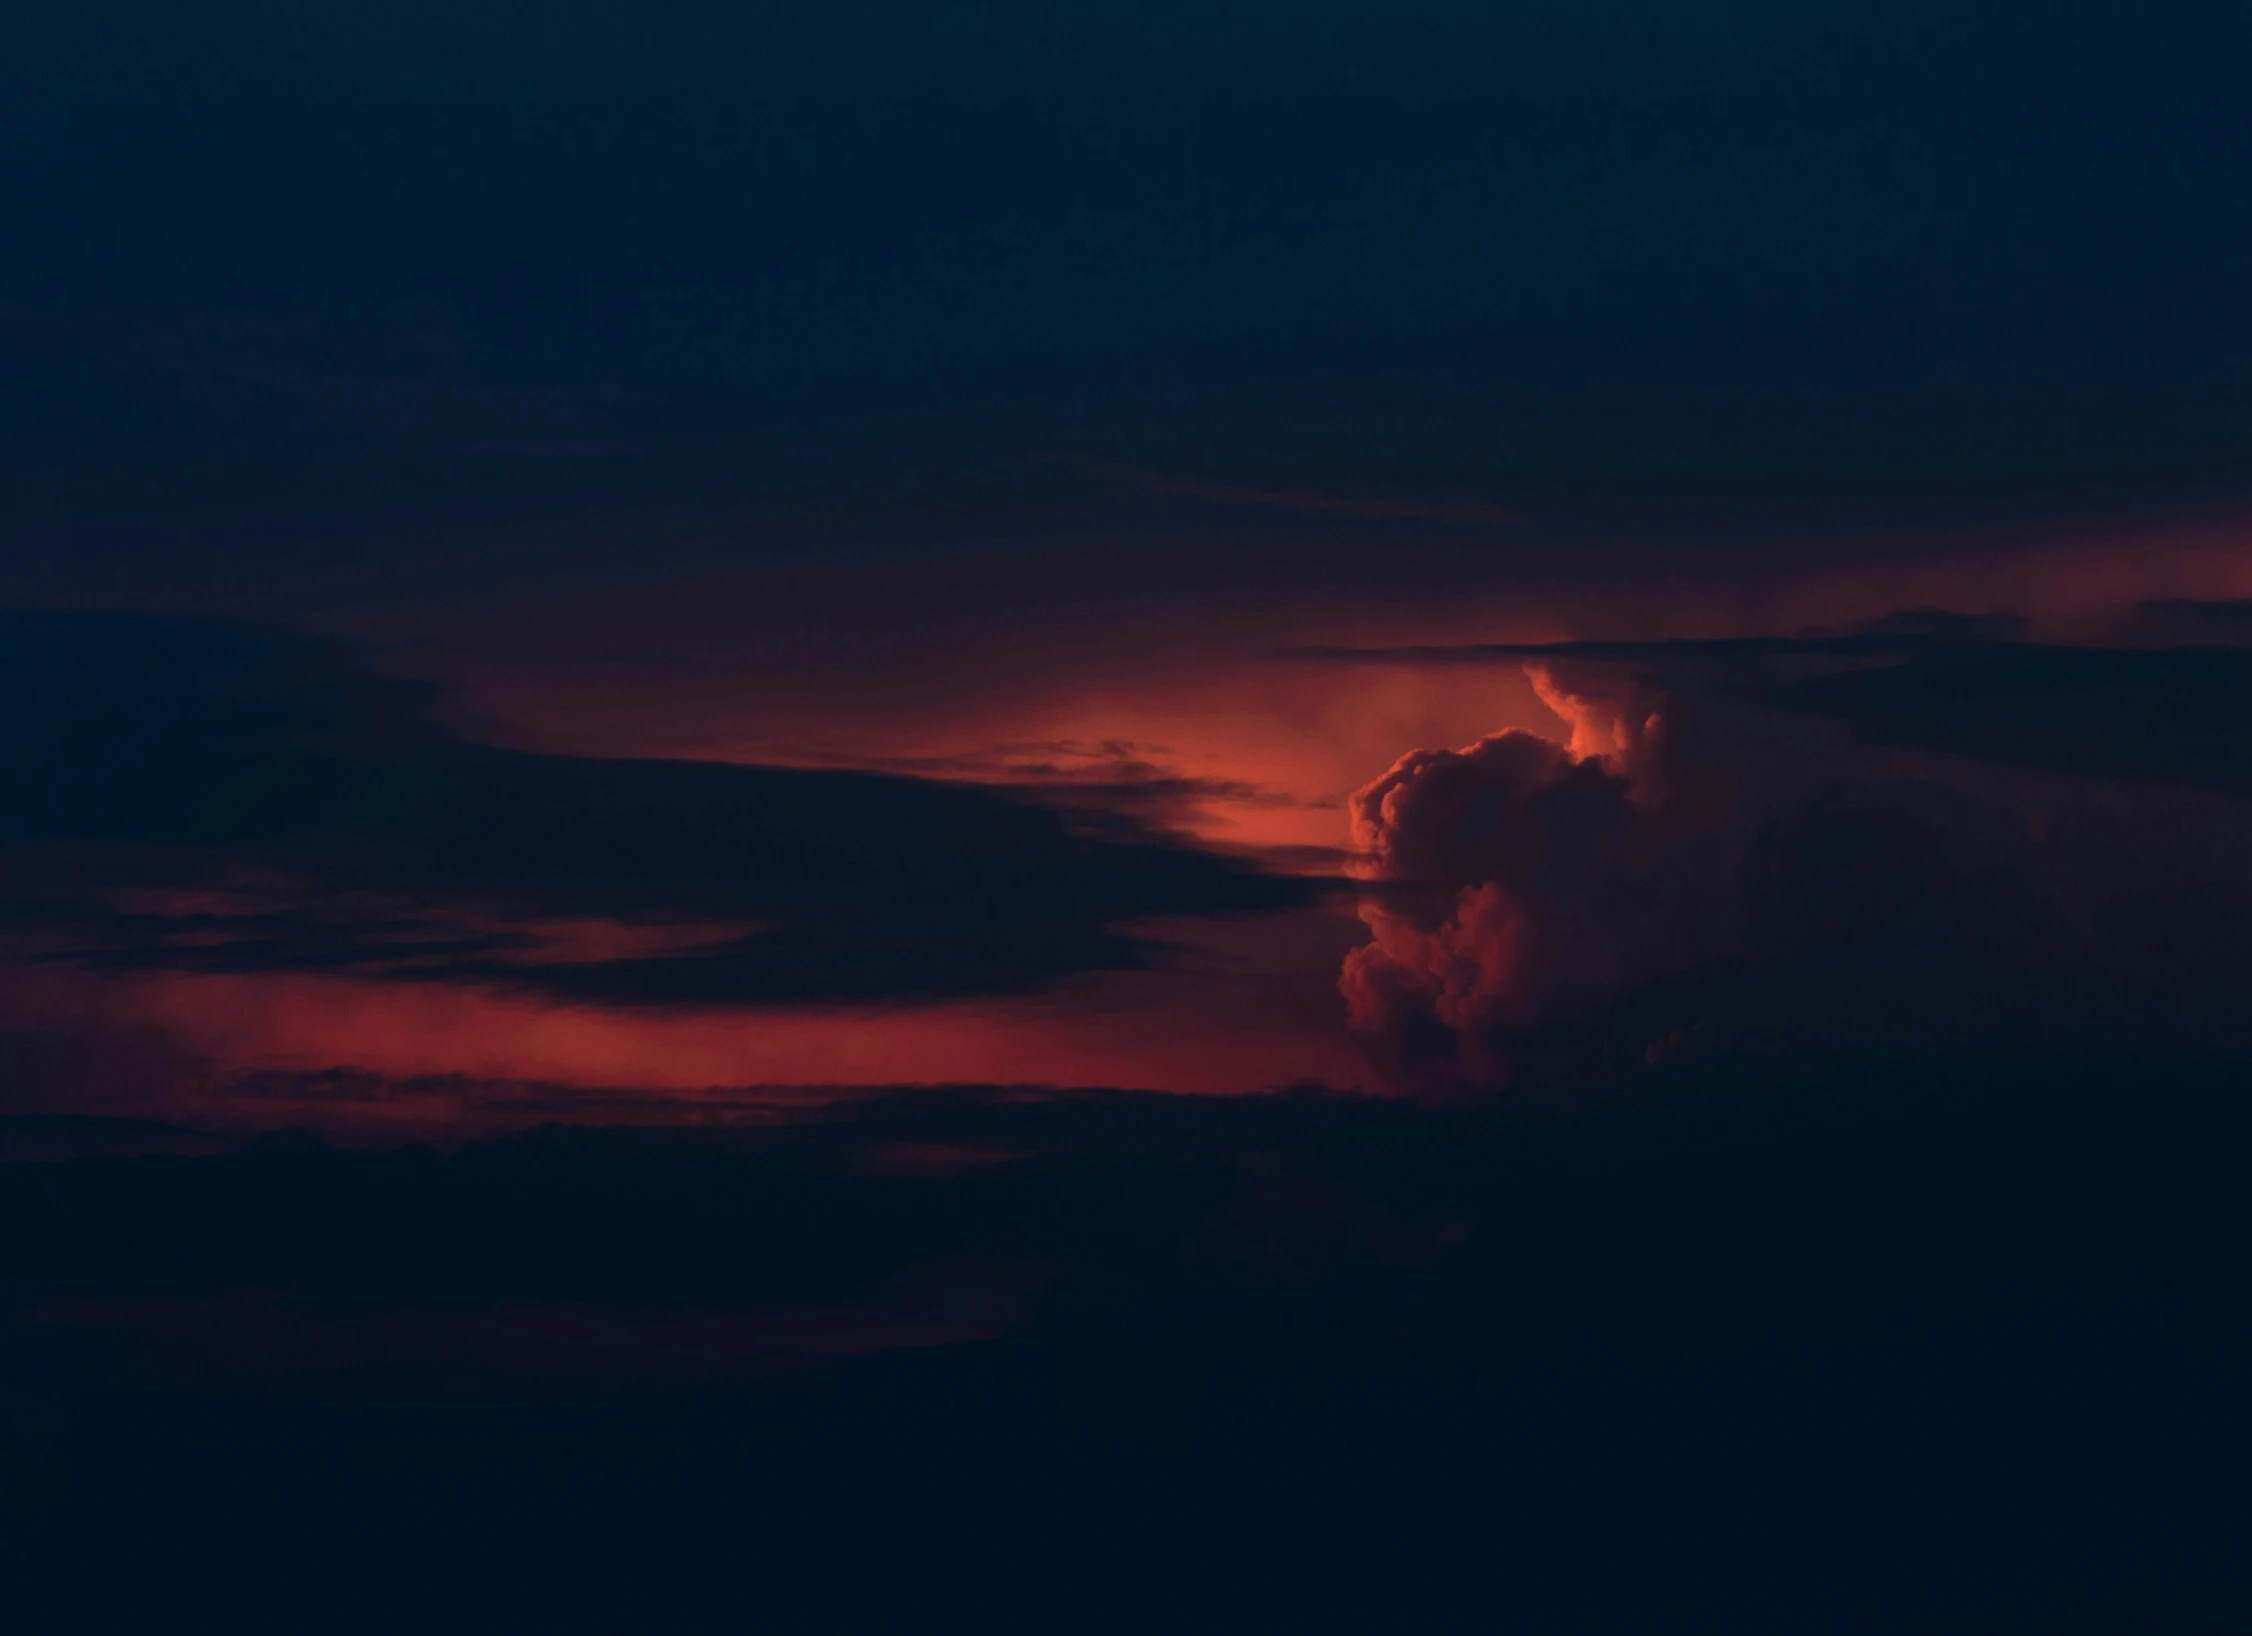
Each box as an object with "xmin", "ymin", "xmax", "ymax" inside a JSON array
[
  {"xmin": 1335, "ymin": 613, "xmax": 2252, "ymax": 1089},
  {"xmin": 1341, "ymin": 683, "xmax": 1722, "ymax": 1087}
]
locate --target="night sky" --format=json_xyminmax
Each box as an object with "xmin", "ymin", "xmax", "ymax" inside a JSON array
[{"xmin": 6, "ymin": 5, "xmax": 2252, "ymax": 1624}]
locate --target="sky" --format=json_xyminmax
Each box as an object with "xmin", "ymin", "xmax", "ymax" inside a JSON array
[
  {"xmin": 6, "ymin": 7, "xmax": 2252, "ymax": 1616},
  {"xmin": 7, "ymin": 4, "xmax": 2252, "ymax": 1131}
]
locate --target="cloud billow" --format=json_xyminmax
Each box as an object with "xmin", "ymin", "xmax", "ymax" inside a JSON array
[
  {"xmin": 1341, "ymin": 730, "xmax": 1727, "ymax": 1082},
  {"xmin": 1332, "ymin": 609, "xmax": 2252, "ymax": 1088}
]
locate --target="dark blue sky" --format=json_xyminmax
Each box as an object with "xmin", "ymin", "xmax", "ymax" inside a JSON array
[{"xmin": 6, "ymin": 1, "xmax": 2250, "ymax": 608}]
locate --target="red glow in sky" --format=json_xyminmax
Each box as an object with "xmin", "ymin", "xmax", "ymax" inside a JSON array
[{"xmin": 9, "ymin": 509, "xmax": 2252, "ymax": 1129}]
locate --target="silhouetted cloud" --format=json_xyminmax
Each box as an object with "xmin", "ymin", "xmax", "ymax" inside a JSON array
[
  {"xmin": 758, "ymin": 737, "xmax": 1325, "ymax": 838},
  {"xmin": 2137, "ymin": 595, "xmax": 2252, "ymax": 627},
  {"xmin": 1291, "ymin": 606, "xmax": 2252, "ymax": 791},
  {"xmin": 1318, "ymin": 608, "xmax": 2252, "ymax": 1085},
  {"xmin": 1341, "ymin": 730, "xmax": 1727, "ymax": 1085},
  {"xmin": 0, "ymin": 613, "xmax": 1316, "ymax": 1006}
]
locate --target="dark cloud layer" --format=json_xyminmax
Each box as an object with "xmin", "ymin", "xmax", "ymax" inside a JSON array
[
  {"xmin": 1301, "ymin": 612, "xmax": 2252, "ymax": 792},
  {"xmin": 1323, "ymin": 607, "xmax": 2252, "ymax": 1086},
  {"xmin": 6, "ymin": 1063, "xmax": 2247, "ymax": 1621},
  {"xmin": 0, "ymin": 614, "xmax": 1314, "ymax": 1006}
]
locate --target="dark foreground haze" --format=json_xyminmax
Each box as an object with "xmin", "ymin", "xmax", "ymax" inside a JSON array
[
  {"xmin": 8, "ymin": 0, "xmax": 2252, "ymax": 1626},
  {"xmin": 7, "ymin": 1058, "xmax": 2250, "ymax": 1626}
]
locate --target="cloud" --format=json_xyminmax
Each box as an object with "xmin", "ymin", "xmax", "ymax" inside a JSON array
[
  {"xmin": 2136, "ymin": 596, "xmax": 2252, "ymax": 628},
  {"xmin": 752, "ymin": 737, "xmax": 1324, "ymax": 837},
  {"xmin": 1341, "ymin": 728, "xmax": 1730, "ymax": 1086},
  {"xmin": 1330, "ymin": 608, "xmax": 2252, "ymax": 1087},
  {"xmin": 0, "ymin": 613, "xmax": 1316, "ymax": 1009},
  {"xmin": 1287, "ymin": 605, "xmax": 2252, "ymax": 794},
  {"xmin": 1776, "ymin": 642, "xmax": 2252, "ymax": 792}
]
